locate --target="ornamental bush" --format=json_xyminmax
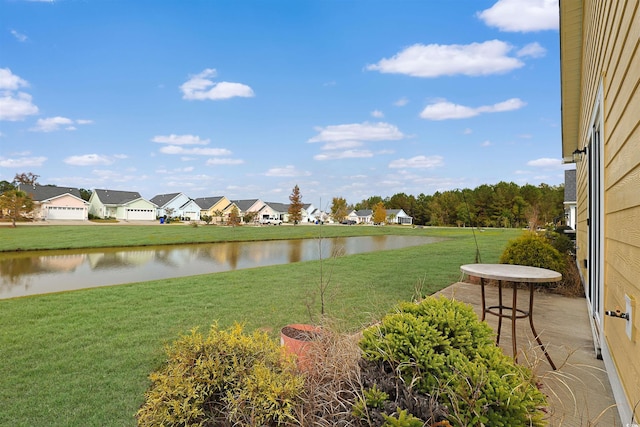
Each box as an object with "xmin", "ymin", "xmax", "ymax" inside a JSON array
[
  {"xmin": 136, "ymin": 323, "xmax": 304, "ymax": 426},
  {"xmin": 499, "ymin": 231, "xmax": 565, "ymax": 273},
  {"xmin": 358, "ymin": 296, "xmax": 547, "ymax": 427}
]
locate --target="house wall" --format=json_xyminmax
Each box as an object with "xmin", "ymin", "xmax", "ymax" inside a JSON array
[
  {"xmin": 88, "ymin": 195, "xmax": 106, "ymax": 218},
  {"xmin": 40, "ymin": 194, "xmax": 88, "ymax": 220},
  {"xmin": 574, "ymin": 0, "xmax": 640, "ymax": 414},
  {"xmin": 201, "ymin": 197, "xmax": 232, "ymax": 224},
  {"xmin": 123, "ymin": 199, "xmax": 156, "ymax": 220},
  {"xmin": 159, "ymin": 194, "xmax": 190, "ymax": 218},
  {"xmin": 180, "ymin": 201, "xmax": 201, "ymax": 221}
]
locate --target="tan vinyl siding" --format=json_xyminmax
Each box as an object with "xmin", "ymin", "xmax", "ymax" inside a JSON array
[{"xmin": 571, "ymin": 0, "xmax": 640, "ymax": 413}]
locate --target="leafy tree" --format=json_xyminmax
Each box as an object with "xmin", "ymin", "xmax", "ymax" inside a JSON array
[
  {"xmin": 242, "ymin": 211, "xmax": 257, "ymax": 224},
  {"xmin": 0, "ymin": 189, "xmax": 34, "ymax": 227},
  {"xmin": 228, "ymin": 206, "xmax": 241, "ymax": 226},
  {"xmin": 78, "ymin": 188, "xmax": 92, "ymax": 201},
  {"xmin": 287, "ymin": 184, "xmax": 303, "ymax": 224},
  {"xmin": 330, "ymin": 197, "xmax": 349, "ymax": 222},
  {"xmin": 13, "ymin": 172, "xmax": 39, "ymax": 186},
  {"xmin": 212, "ymin": 210, "xmax": 223, "ymax": 224},
  {"xmin": 165, "ymin": 207, "xmax": 175, "ymax": 221},
  {"xmin": 413, "ymin": 193, "xmax": 432, "ymax": 226},
  {"xmin": 387, "ymin": 192, "xmax": 416, "ymax": 218},
  {"xmin": 354, "ymin": 195, "xmax": 384, "ymax": 211},
  {"xmin": 372, "ymin": 201, "xmax": 387, "ymax": 224},
  {"xmin": 0, "ymin": 180, "xmax": 15, "ymax": 193},
  {"xmin": 201, "ymin": 214, "xmax": 213, "ymax": 225}
]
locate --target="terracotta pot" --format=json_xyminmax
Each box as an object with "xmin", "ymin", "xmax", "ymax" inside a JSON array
[{"xmin": 280, "ymin": 324, "xmax": 322, "ymax": 370}]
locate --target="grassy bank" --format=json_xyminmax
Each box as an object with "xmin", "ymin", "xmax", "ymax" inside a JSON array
[
  {"xmin": 2, "ymin": 223, "xmax": 439, "ymax": 252},
  {"xmin": 0, "ymin": 227, "xmax": 522, "ymax": 426}
]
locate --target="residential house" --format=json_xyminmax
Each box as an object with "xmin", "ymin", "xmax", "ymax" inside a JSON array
[
  {"xmin": 231, "ymin": 199, "xmax": 265, "ymax": 224},
  {"xmin": 387, "ymin": 209, "xmax": 413, "ymax": 225},
  {"xmin": 88, "ymin": 189, "xmax": 157, "ymax": 221},
  {"xmin": 261, "ymin": 202, "xmax": 289, "ymax": 222},
  {"xmin": 348, "ymin": 209, "xmax": 372, "ymax": 224},
  {"xmin": 150, "ymin": 192, "xmax": 201, "ymax": 221},
  {"xmin": 560, "ymin": 1, "xmax": 639, "ymax": 421},
  {"xmin": 563, "ymin": 169, "xmax": 577, "ymax": 230},
  {"xmin": 18, "ymin": 184, "xmax": 89, "ymax": 221},
  {"xmin": 194, "ymin": 196, "xmax": 236, "ymax": 224},
  {"xmin": 300, "ymin": 203, "xmax": 319, "ymax": 223},
  {"xmin": 348, "ymin": 208, "xmax": 412, "ymax": 225}
]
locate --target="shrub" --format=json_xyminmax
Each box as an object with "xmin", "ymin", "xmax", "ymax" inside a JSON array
[
  {"xmin": 136, "ymin": 323, "xmax": 304, "ymax": 426},
  {"xmin": 499, "ymin": 232, "xmax": 565, "ymax": 273},
  {"xmin": 358, "ymin": 296, "xmax": 547, "ymax": 427}
]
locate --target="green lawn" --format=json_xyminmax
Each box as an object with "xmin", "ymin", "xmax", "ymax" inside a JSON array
[
  {"xmin": 0, "ymin": 222, "xmax": 436, "ymax": 252},
  {"xmin": 0, "ymin": 225, "xmax": 523, "ymax": 426}
]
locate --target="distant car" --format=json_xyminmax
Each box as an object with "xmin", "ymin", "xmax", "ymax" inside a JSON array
[
  {"xmin": 341, "ymin": 219, "xmax": 356, "ymax": 225},
  {"xmin": 259, "ymin": 218, "xmax": 283, "ymax": 225}
]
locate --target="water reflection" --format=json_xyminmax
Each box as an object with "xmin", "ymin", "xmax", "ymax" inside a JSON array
[{"xmin": 0, "ymin": 236, "xmax": 441, "ymax": 299}]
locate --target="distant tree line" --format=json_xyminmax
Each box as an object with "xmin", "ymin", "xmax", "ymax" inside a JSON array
[
  {"xmin": 1, "ymin": 173, "xmax": 565, "ymax": 229},
  {"xmin": 347, "ymin": 181, "xmax": 566, "ymax": 228}
]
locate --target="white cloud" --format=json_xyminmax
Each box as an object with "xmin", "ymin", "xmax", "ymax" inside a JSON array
[
  {"xmin": 180, "ymin": 68, "xmax": 254, "ymax": 101},
  {"xmin": 308, "ymin": 122, "xmax": 404, "ymax": 143},
  {"xmin": 64, "ymin": 154, "xmax": 113, "ymax": 166},
  {"xmin": 30, "ymin": 116, "xmax": 73, "ymax": 132},
  {"xmin": 420, "ymin": 101, "xmax": 477, "ymax": 120},
  {"xmin": 0, "ymin": 69, "xmax": 39, "ymax": 121},
  {"xmin": 0, "ymin": 155, "xmax": 46, "ymax": 168},
  {"xmin": 388, "ymin": 155, "xmax": 444, "ymax": 169},
  {"xmin": 366, "ymin": 40, "xmax": 523, "ymax": 78},
  {"xmin": 0, "ymin": 68, "xmax": 29, "ymax": 90},
  {"xmin": 10, "ymin": 30, "xmax": 28, "ymax": 42},
  {"xmin": 205, "ymin": 158, "xmax": 244, "ymax": 165},
  {"xmin": 314, "ymin": 150, "xmax": 374, "ymax": 161},
  {"xmin": 477, "ymin": 98, "xmax": 527, "ymax": 113},
  {"xmin": 30, "ymin": 116, "xmax": 93, "ymax": 132},
  {"xmin": 321, "ymin": 141, "xmax": 363, "ymax": 150},
  {"xmin": 152, "ymin": 134, "xmax": 209, "ymax": 145},
  {"xmin": 371, "ymin": 109, "xmax": 384, "ymax": 118},
  {"xmin": 394, "ymin": 97, "xmax": 409, "ymax": 107},
  {"xmin": 420, "ymin": 98, "xmax": 526, "ymax": 120},
  {"xmin": 481, "ymin": 140, "xmax": 492, "ymax": 147},
  {"xmin": 517, "ymin": 42, "xmax": 546, "ymax": 58},
  {"xmin": 159, "ymin": 145, "xmax": 232, "ymax": 156},
  {"xmin": 156, "ymin": 166, "xmax": 195, "ymax": 174},
  {"xmin": 477, "ymin": 0, "xmax": 559, "ymax": 32},
  {"xmin": 0, "ymin": 92, "xmax": 39, "ymax": 121},
  {"xmin": 527, "ymin": 157, "xmax": 563, "ymax": 168},
  {"xmin": 265, "ymin": 165, "xmax": 311, "ymax": 177}
]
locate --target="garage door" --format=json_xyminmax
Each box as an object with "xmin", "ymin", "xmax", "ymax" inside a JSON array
[
  {"xmin": 126, "ymin": 208, "xmax": 155, "ymax": 220},
  {"xmin": 47, "ymin": 206, "xmax": 85, "ymax": 220}
]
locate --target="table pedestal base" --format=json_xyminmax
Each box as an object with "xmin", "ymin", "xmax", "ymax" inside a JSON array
[{"xmin": 480, "ymin": 278, "xmax": 557, "ymax": 370}]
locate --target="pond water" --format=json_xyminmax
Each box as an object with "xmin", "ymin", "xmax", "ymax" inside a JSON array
[{"xmin": 0, "ymin": 235, "xmax": 442, "ymax": 299}]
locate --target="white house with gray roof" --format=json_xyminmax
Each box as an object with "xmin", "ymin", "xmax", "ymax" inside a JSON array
[
  {"xmin": 348, "ymin": 208, "xmax": 412, "ymax": 225},
  {"xmin": 231, "ymin": 199, "xmax": 265, "ymax": 223},
  {"xmin": 88, "ymin": 189, "xmax": 157, "ymax": 221},
  {"xmin": 150, "ymin": 192, "xmax": 201, "ymax": 221}
]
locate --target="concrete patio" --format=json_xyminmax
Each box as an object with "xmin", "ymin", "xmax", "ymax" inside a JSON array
[{"xmin": 435, "ymin": 281, "xmax": 621, "ymax": 426}]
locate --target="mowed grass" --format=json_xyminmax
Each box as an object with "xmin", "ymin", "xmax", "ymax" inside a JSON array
[
  {"xmin": 0, "ymin": 226, "xmax": 523, "ymax": 426},
  {"xmin": 1, "ymin": 222, "xmax": 432, "ymax": 252}
]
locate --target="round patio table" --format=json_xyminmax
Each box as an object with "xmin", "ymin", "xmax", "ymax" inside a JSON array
[{"xmin": 460, "ymin": 263, "xmax": 562, "ymax": 370}]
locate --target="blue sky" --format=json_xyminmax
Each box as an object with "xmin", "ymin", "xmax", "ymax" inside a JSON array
[{"xmin": 0, "ymin": 0, "xmax": 569, "ymax": 206}]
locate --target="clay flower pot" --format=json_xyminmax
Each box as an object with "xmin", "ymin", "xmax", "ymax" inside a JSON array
[{"xmin": 280, "ymin": 323, "xmax": 322, "ymax": 370}]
